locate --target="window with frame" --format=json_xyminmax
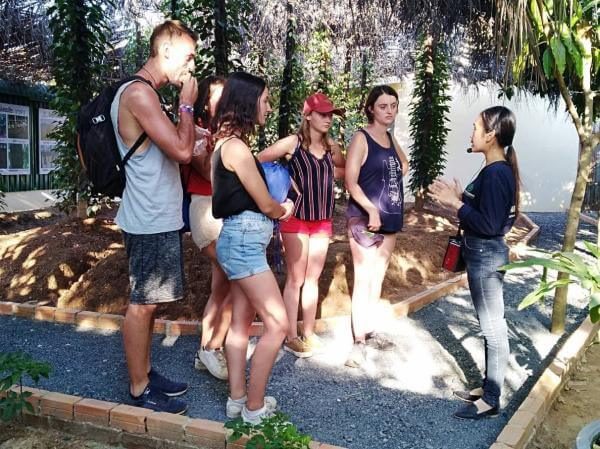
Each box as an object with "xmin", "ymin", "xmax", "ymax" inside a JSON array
[
  {"xmin": 39, "ymin": 108, "xmax": 64, "ymax": 174},
  {"xmin": 0, "ymin": 103, "xmax": 30, "ymax": 175}
]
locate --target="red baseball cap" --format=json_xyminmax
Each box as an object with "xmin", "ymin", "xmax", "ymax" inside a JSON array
[{"xmin": 302, "ymin": 93, "xmax": 344, "ymax": 116}]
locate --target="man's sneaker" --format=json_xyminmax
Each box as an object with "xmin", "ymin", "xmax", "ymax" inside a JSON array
[
  {"xmin": 365, "ymin": 332, "xmax": 395, "ymax": 351},
  {"xmin": 226, "ymin": 395, "xmax": 277, "ymax": 419},
  {"xmin": 345, "ymin": 342, "xmax": 366, "ymax": 368},
  {"xmin": 241, "ymin": 402, "xmax": 276, "ymax": 425},
  {"xmin": 303, "ymin": 334, "xmax": 325, "ymax": 353},
  {"xmin": 148, "ymin": 369, "xmax": 188, "ymax": 397},
  {"xmin": 130, "ymin": 385, "xmax": 187, "ymax": 414},
  {"xmin": 283, "ymin": 337, "xmax": 313, "ymax": 358},
  {"xmin": 195, "ymin": 348, "xmax": 228, "ymax": 380}
]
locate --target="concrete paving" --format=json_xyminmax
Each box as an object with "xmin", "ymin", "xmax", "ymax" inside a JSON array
[{"xmin": 2, "ymin": 190, "xmax": 58, "ymax": 212}]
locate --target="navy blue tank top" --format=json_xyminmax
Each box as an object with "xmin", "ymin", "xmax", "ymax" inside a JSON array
[{"xmin": 346, "ymin": 129, "xmax": 404, "ymax": 233}]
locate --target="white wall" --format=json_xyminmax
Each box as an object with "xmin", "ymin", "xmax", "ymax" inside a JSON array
[{"xmin": 391, "ymin": 79, "xmax": 579, "ymax": 212}]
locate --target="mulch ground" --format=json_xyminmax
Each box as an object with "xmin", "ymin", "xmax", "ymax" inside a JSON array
[{"xmin": 0, "ymin": 201, "xmax": 531, "ymax": 321}]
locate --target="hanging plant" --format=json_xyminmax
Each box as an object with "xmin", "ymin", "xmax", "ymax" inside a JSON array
[{"xmin": 407, "ymin": 34, "xmax": 451, "ymax": 211}]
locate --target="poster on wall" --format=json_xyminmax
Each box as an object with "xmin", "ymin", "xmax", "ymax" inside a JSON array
[
  {"xmin": 0, "ymin": 102, "xmax": 30, "ymax": 175},
  {"xmin": 39, "ymin": 108, "xmax": 65, "ymax": 174}
]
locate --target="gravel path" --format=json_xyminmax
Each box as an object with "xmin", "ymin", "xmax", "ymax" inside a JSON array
[{"xmin": 0, "ymin": 212, "xmax": 594, "ymax": 449}]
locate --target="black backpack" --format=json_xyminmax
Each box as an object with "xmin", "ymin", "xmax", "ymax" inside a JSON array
[{"xmin": 76, "ymin": 76, "xmax": 159, "ymax": 198}]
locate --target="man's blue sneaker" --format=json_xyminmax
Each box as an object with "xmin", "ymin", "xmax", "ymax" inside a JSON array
[
  {"xmin": 148, "ymin": 368, "xmax": 188, "ymax": 397},
  {"xmin": 130, "ymin": 385, "xmax": 187, "ymax": 415}
]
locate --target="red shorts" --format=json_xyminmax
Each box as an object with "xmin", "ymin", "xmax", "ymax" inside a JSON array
[{"xmin": 280, "ymin": 216, "xmax": 333, "ymax": 237}]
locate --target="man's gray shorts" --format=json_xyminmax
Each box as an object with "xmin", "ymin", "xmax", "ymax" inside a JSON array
[{"xmin": 122, "ymin": 230, "xmax": 184, "ymax": 305}]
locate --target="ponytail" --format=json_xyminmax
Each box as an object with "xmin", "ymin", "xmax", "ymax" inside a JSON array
[
  {"xmin": 505, "ymin": 145, "xmax": 521, "ymax": 216},
  {"xmin": 481, "ymin": 106, "xmax": 521, "ymax": 217}
]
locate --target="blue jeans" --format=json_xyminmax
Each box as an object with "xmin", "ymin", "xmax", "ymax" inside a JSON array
[
  {"xmin": 216, "ymin": 211, "xmax": 273, "ymax": 280},
  {"xmin": 462, "ymin": 234, "xmax": 510, "ymax": 409}
]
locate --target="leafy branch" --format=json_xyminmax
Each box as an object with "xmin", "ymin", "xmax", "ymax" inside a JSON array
[{"xmin": 225, "ymin": 412, "xmax": 312, "ymax": 449}]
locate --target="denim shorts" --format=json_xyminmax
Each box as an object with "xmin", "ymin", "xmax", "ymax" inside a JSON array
[{"xmin": 216, "ymin": 210, "xmax": 273, "ymax": 280}]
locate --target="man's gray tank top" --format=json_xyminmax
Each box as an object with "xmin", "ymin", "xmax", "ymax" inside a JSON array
[{"xmin": 111, "ymin": 80, "xmax": 183, "ymax": 234}]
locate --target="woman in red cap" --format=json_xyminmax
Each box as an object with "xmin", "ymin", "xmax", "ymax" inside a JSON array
[{"xmin": 258, "ymin": 92, "xmax": 345, "ymax": 358}]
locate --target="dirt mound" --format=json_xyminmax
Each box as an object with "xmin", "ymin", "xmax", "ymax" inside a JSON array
[{"xmin": 0, "ymin": 202, "xmax": 532, "ymax": 320}]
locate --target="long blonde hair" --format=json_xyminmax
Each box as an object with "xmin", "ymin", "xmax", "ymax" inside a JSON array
[{"xmin": 297, "ymin": 117, "xmax": 331, "ymax": 152}]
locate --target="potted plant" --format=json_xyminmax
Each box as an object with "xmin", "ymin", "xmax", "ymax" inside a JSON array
[{"xmin": 503, "ymin": 241, "xmax": 600, "ymax": 449}]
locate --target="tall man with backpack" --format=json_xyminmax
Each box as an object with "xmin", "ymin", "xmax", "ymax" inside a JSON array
[{"xmin": 113, "ymin": 20, "xmax": 198, "ymax": 414}]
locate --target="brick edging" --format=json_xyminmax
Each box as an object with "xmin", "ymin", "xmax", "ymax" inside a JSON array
[
  {"xmin": 489, "ymin": 317, "xmax": 600, "ymax": 449},
  {"xmin": 0, "ymin": 213, "xmax": 539, "ymax": 337},
  {"xmin": 0, "ymin": 387, "xmax": 345, "ymax": 449}
]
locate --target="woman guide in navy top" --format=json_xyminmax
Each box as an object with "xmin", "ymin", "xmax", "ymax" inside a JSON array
[{"xmin": 429, "ymin": 106, "xmax": 521, "ymax": 420}]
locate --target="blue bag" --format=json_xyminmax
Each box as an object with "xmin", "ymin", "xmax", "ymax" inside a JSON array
[{"xmin": 261, "ymin": 161, "xmax": 291, "ymax": 203}]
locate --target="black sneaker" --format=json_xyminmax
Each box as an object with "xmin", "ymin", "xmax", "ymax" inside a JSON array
[
  {"xmin": 130, "ymin": 385, "xmax": 188, "ymax": 415},
  {"xmin": 453, "ymin": 402, "xmax": 499, "ymax": 420},
  {"xmin": 148, "ymin": 369, "xmax": 188, "ymax": 397}
]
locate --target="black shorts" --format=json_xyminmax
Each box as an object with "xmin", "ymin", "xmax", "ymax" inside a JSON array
[{"xmin": 122, "ymin": 230, "xmax": 184, "ymax": 305}]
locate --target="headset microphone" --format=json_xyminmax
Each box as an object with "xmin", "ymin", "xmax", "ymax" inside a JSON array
[{"xmin": 466, "ymin": 147, "xmax": 472, "ymax": 153}]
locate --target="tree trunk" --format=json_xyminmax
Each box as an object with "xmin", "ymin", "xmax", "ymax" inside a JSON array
[
  {"xmin": 359, "ymin": 51, "xmax": 369, "ymax": 109},
  {"xmin": 72, "ymin": 0, "xmax": 93, "ymax": 105},
  {"xmin": 277, "ymin": 0, "xmax": 295, "ymax": 139},
  {"xmin": 135, "ymin": 22, "xmax": 144, "ymax": 69},
  {"xmin": 338, "ymin": 48, "xmax": 353, "ymax": 143},
  {"xmin": 213, "ymin": 0, "xmax": 228, "ymax": 76},
  {"xmin": 551, "ymin": 36, "xmax": 594, "ymax": 334},
  {"xmin": 257, "ymin": 51, "xmax": 266, "ymax": 150},
  {"xmin": 551, "ymin": 137, "xmax": 593, "ymax": 333}
]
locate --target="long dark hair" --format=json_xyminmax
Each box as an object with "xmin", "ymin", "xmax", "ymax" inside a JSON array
[
  {"xmin": 480, "ymin": 106, "xmax": 521, "ymax": 215},
  {"xmin": 194, "ymin": 75, "xmax": 225, "ymax": 128},
  {"xmin": 213, "ymin": 72, "xmax": 266, "ymax": 142},
  {"xmin": 364, "ymin": 85, "xmax": 398, "ymax": 123}
]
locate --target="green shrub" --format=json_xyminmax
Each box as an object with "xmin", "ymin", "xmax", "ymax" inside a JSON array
[
  {"xmin": 0, "ymin": 352, "xmax": 51, "ymax": 422},
  {"xmin": 226, "ymin": 412, "xmax": 312, "ymax": 449},
  {"xmin": 503, "ymin": 241, "xmax": 600, "ymax": 323}
]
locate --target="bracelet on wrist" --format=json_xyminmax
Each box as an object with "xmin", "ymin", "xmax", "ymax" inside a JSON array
[{"xmin": 178, "ymin": 104, "xmax": 194, "ymax": 115}]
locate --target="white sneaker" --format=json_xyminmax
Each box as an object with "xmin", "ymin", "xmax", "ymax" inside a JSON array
[
  {"xmin": 226, "ymin": 395, "xmax": 277, "ymax": 419},
  {"xmin": 195, "ymin": 348, "xmax": 228, "ymax": 380},
  {"xmin": 194, "ymin": 350, "xmax": 207, "ymax": 371},
  {"xmin": 241, "ymin": 402, "xmax": 276, "ymax": 425}
]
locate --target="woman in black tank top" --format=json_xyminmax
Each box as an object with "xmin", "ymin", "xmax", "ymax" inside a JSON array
[
  {"xmin": 210, "ymin": 72, "xmax": 294, "ymax": 424},
  {"xmin": 344, "ymin": 85, "xmax": 409, "ymax": 368},
  {"xmin": 257, "ymin": 93, "xmax": 345, "ymax": 358}
]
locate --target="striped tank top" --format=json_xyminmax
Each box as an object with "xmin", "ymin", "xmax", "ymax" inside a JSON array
[{"xmin": 288, "ymin": 137, "xmax": 335, "ymax": 221}]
